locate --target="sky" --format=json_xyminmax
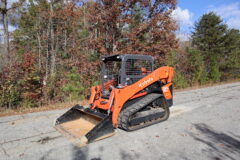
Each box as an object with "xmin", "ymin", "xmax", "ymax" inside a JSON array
[{"xmin": 172, "ymin": 0, "xmax": 240, "ymax": 41}]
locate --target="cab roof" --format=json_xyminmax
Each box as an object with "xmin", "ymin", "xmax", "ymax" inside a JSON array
[{"xmin": 101, "ymin": 54, "xmax": 154, "ymax": 62}]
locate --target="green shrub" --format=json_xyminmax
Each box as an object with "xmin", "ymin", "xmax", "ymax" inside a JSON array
[
  {"xmin": 187, "ymin": 48, "xmax": 207, "ymax": 85},
  {"xmin": 209, "ymin": 58, "xmax": 221, "ymax": 82},
  {"xmin": 172, "ymin": 71, "xmax": 189, "ymax": 89},
  {"xmin": 0, "ymin": 80, "xmax": 21, "ymax": 109},
  {"xmin": 61, "ymin": 68, "xmax": 85, "ymax": 102},
  {"xmin": 166, "ymin": 51, "xmax": 189, "ymax": 89}
]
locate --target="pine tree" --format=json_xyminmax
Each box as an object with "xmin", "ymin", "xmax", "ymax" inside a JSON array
[
  {"xmin": 221, "ymin": 29, "xmax": 240, "ymax": 79},
  {"xmin": 191, "ymin": 12, "xmax": 227, "ymax": 82}
]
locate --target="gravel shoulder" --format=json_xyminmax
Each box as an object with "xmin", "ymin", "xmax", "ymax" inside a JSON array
[{"xmin": 0, "ymin": 82, "xmax": 240, "ymax": 160}]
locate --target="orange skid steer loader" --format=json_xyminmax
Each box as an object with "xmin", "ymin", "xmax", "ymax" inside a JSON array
[{"xmin": 55, "ymin": 54, "xmax": 174, "ymax": 146}]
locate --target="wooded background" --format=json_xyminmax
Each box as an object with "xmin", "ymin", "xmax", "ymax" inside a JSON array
[{"xmin": 0, "ymin": 0, "xmax": 239, "ymax": 109}]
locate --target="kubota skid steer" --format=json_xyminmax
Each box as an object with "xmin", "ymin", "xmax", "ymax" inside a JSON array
[{"xmin": 55, "ymin": 54, "xmax": 174, "ymax": 146}]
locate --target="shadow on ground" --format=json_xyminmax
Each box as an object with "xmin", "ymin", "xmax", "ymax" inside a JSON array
[
  {"xmin": 71, "ymin": 144, "xmax": 141, "ymax": 160},
  {"xmin": 189, "ymin": 123, "xmax": 240, "ymax": 160},
  {"xmin": 72, "ymin": 145, "xmax": 88, "ymax": 160}
]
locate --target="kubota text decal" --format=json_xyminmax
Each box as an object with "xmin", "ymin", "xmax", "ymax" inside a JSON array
[{"xmin": 138, "ymin": 77, "xmax": 153, "ymax": 88}]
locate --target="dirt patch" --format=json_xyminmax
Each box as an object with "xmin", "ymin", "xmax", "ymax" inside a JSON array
[{"xmin": 59, "ymin": 118, "xmax": 97, "ymax": 138}]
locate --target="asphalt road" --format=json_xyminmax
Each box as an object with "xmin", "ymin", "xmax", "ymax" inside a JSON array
[{"xmin": 0, "ymin": 82, "xmax": 240, "ymax": 160}]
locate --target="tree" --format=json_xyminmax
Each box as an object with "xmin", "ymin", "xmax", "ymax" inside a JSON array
[
  {"xmin": 220, "ymin": 29, "xmax": 240, "ymax": 79},
  {"xmin": 0, "ymin": 0, "xmax": 24, "ymax": 55},
  {"xmin": 87, "ymin": 0, "xmax": 178, "ymax": 63},
  {"xmin": 191, "ymin": 12, "xmax": 227, "ymax": 82}
]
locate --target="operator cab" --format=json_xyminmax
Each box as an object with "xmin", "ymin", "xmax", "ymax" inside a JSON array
[{"xmin": 101, "ymin": 54, "xmax": 154, "ymax": 98}]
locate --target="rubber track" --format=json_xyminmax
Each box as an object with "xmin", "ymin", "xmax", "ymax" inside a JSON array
[{"xmin": 118, "ymin": 93, "xmax": 169, "ymax": 131}]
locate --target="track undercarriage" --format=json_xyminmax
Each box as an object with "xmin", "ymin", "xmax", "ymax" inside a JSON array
[{"xmin": 118, "ymin": 93, "xmax": 169, "ymax": 131}]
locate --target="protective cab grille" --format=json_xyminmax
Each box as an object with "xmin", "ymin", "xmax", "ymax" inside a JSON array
[{"xmin": 125, "ymin": 59, "xmax": 152, "ymax": 85}]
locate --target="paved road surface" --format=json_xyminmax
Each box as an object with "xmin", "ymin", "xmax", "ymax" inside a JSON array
[{"xmin": 0, "ymin": 82, "xmax": 240, "ymax": 160}]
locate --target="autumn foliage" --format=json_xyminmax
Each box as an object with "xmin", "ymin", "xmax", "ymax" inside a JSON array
[
  {"xmin": 0, "ymin": 0, "xmax": 178, "ymax": 108},
  {"xmin": 87, "ymin": 0, "xmax": 178, "ymax": 62},
  {"xmin": 1, "ymin": 1, "xmax": 239, "ymax": 110}
]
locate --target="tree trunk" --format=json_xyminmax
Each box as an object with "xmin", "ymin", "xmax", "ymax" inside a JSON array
[
  {"xmin": 37, "ymin": 32, "xmax": 42, "ymax": 70},
  {"xmin": 46, "ymin": 23, "xmax": 50, "ymax": 81},
  {"xmin": 50, "ymin": 0, "xmax": 56, "ymax": 76},
  {"xmin": 37, "ymin": 14, "xmax": 42, "ymax": 71},
  {"xmin": 1, "ymin": 0, "xmax": 10, "ymax": 55},
  {"xmin": 64, "ymin": 22, "xmax": 67, "ymax": 52}
]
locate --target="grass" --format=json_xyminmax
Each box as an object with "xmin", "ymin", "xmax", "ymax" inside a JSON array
[
  {"xmin": 0, "ymin": 79, "xmax": 239, "ymax": 117},
  {"xmin": 0, "ymin": 100, "xmax": 88, "ymax": 117},
  {"xmin": 174, "ymin": 79, "xmax": 240, "ymax": 92}
]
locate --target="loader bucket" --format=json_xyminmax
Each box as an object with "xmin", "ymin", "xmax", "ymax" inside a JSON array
[{"xmin": 55, "ymin": 105, "xmax": 115, "ymax": 147}]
